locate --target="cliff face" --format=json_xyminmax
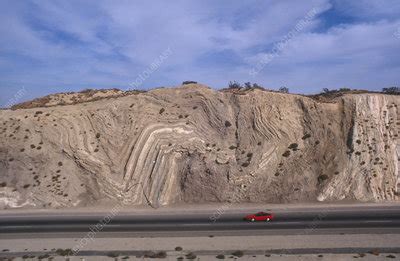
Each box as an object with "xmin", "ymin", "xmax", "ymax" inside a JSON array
[{"xmin": 0, "ymin": 84, "xmax": 399, "ymax": 208}]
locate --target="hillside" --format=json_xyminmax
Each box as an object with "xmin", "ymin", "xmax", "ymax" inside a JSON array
[{"xmin": 0, "ymin": 84, "xmax": 399, "ymax": 209}]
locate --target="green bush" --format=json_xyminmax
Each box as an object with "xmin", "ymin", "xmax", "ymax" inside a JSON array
[
  {"xmin": 228, "ymin": 81, "xmax": 242, "ymax": 89},
  {"xmin": 55, "ymin": 249, "xmax": 73, "ymax": 256},
  {"xmin": 186, "ymin": 253, "xmax": 197, "ymax": 259},
  {"xmin": 318, "ymin": 174, "xmax": 329, "ymax": 183},
  {"xmin": 232, "ymin": 251, "xmax": 244, "ymax": 257},
  {"xmin": 182, "ymin": 81, "xmax": 197, "ymax": 85},
  {"xmin": 382, "ymin": 87, "xmax": 400, "ymax": 95},
  {"xmin": 279, "ymin": 87, "xmax": 289, "ymax": 93}
]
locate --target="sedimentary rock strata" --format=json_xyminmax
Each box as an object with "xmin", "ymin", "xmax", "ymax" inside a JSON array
[{"xmin": 0, "ymin": 84, "xmax": 399, "ymax": 208}]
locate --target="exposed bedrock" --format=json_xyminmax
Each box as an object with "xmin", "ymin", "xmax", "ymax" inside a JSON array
[{"xmin": 0, "ymin": 84, "xmax": 399, "ymax": 208}]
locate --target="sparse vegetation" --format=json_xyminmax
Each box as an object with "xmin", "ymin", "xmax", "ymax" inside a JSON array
[
  {"xmin": 38, "ymin": 254, "xmax": 50, "ymax": 259},
  {"xmin": 282, "ymin": 150, "xmax": 291, "ymax": 157},
  {"xmin": 159, "ymin": 108, "xmax": 165, "ymax": 114},
  {"xmin": 320, "ymin": 87, "xmax": 355, "ymax": 95},
  {"xmin": 244, "ymin": 82, "xmax": 252, "ymax": 88},
  {"xmin": 228, "ymin": 81, "xmax": 242, "ymax": 89},
  {"xmin": 143, "ymin": 251, "xmax": 167, "ymax": 258},
  {"xmin": 318, "ymin": 174, "xmax": 329, "ymax": 183},
  {"xmin": 182, "ymin": 81, "xmax": 197, "ymax": 85},
  {"xmin": 368, "ymin": 249, "xmax": 380, "ymax": 256},
  {"xmin": 81, "ymin": 88, "xmax": 94, "ymax": 94},
  {"xmin": 279, "ymin": 86, "xmax": 289, "ymax": 93},
  {"xmin": 225, "ymin": 81, "xmax": 267, "ymax": 92},
  {"xmin": 155, "ymin": 251, "xmax": 167, "ymax": 258},
  {"xmin": 232, "ymin": 251, "xmax": 244, "ymax": 257},
  {"xmin": 241, "ymin": 162, "xmax": 250, "ymax": 167},
  {"xmin": 55, "ymin": 248, "xmax": 73, "ymax": 256},
  {"xmin": 185, "ymin": 252, "xmax": 197, "ymax": 259},
  {"xmin": 225, "ymin": 121, "xmax": 232, "ymax": 127},
  {"xmin": 382, "ymin": 87, "xmax": 400, "ymax": 95},
  {"xmin": 106, "ymin": 252, "xmax": 119, "ymax": 258}
]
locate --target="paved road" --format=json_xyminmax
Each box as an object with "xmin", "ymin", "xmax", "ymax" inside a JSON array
[
  {"xmin": 1, "ymin": 205, "xmax": 400, "ymax": 259},
  {"xmin": 0, "ymin": 205, "xmax": 399, "ymax": 235}
]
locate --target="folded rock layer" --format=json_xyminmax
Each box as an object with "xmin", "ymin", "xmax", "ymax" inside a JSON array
[{"xmin": 0, "ymin": 84, "xmax": 399, "ymax": 208}]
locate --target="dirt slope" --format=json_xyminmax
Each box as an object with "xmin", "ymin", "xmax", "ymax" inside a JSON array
[{"xmin": 0, "ymin": 84, "xmax": 399, "ymax": 208}]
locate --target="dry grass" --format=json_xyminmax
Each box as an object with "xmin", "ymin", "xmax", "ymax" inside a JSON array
[
  {"xmin": 10, "ymin": 88, "xmax": 146, "ymax": 110},
  {"xmin": 11, "ymin": 96, "xmax": 51, "ymax": 110}
]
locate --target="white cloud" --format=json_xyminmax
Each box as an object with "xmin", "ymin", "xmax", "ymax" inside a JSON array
[{"xmin": 243, "ymin": 20, "xmax": 400, "ymax": 92}]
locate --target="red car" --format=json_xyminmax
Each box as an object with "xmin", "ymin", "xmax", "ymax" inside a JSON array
[{"xmin": 244, "ymin": 212, "xmax": 274, "ymax": 222}]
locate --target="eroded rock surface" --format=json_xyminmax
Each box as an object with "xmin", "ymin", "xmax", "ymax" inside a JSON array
[{"xmin": 0, "ymin": 84, "xmax": 399, "ymax": 208}]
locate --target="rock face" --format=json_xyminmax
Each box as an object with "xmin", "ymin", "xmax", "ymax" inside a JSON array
[{"xmin": 0, "ymin": 84, "xmax": 399, "ymax": 208}]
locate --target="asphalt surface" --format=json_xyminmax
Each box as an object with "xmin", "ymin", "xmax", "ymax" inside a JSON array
[{"xmin": 0, "ymin": 205, "xmax": 400, "ymax": 235}]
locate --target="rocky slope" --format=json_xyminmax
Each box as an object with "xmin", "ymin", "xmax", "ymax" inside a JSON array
[{"xmin": 0, "ymin": 84, "xmax": 399, "ymax": 208}]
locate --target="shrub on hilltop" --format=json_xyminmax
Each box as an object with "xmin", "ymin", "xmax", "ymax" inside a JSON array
[{"xmin": 382, "ymin": 87, "xmax": 400, "ymax": 95}]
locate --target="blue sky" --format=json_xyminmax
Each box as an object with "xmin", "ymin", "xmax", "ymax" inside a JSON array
[{"xmin": 0, "ymin": 0, "xmax": 400, "ymax": 106}]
